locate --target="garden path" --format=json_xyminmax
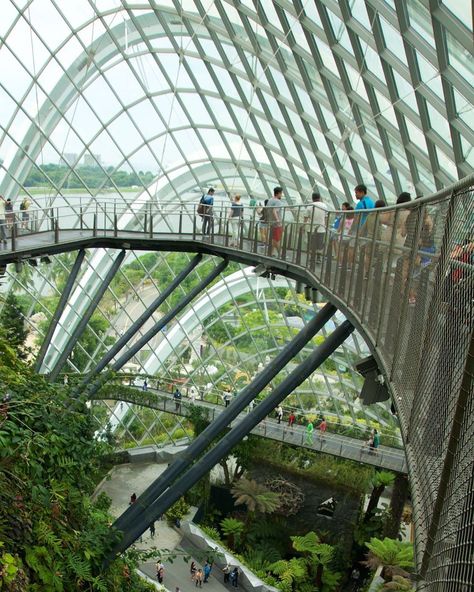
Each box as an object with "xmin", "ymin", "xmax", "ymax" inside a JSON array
[{"xmin": 95, "ymin": 461, "xmax": 233, "ymax": 592}]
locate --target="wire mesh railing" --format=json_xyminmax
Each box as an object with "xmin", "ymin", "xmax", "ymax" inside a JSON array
[{"xmin": 1, "ymin": 173, "xmax": 473, "ymax": 588}]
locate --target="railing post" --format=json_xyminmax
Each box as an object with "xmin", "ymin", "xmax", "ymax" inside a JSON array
[
  {"xmin": 54, "ymin": 219, "xmax": 59, "ymax": 243},
  {"xmin": 192, "ymin": 207, "xmax": 197, "ymax": 239},
  {"xmin": 178, "ymin": 210, "xmax": 183, "ymax": 235},
  {"xmin": 93, "ymin": 213, "xmax": 97, "ymax": 237},
  {"xmin": 149, "ymin": 215, "xmax": 153, "ymax": 238},
  {"xmin": 144, "ymin": 213, "xmax": 148, "ymax": 235},
  {"xmin": 80, "ymin": 207, "xmax": 84, "ymax": 230},
  {"xmin": 114, "ymin": 214, "xmax": 118, "ymax": 237},
  {"xmin": 11, "ymin": 216, "xmax": 16, "ymax": 251}
]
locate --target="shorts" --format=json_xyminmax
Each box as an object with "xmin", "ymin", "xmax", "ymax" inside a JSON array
[{"xmin": 272, "ymin": 226, "xmax": 283, "ymax": 241}]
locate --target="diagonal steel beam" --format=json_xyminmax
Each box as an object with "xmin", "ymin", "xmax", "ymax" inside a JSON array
[
  {"xmin": 48, "ymin": 250, "xmax": 125, "ymax": 382},
  {"xmin": 76, "ymin": 253, "xmax": 203, "ymax": 394},
  {"xmin": 112, "ymin": 302, "xmax": 337, "ymax": 535},
  {"xmin": 85, "ymin": 258, "xmax": 229, "ymax": 398},
  {"xmin": 35, "ymin": 249, "xmax": 86, "ymax": 373},
  {"xmin": 107, "ymin": 318, "xmax": 354, "ymax": 558}
]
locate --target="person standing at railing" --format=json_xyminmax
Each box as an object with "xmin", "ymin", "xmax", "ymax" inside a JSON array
[
  {"xmin": 5, "ymin": 198, "xmax": 14, "ymax": 232},
  {"xmin": 200, "ymin": 187, "xmax": 215, "ymax": 237},
  {"xmin": 304, "ymin": 192, "xmax": 331, "ymax": 264},
  {"xmin": 0, "ymin": 195, "xmax": 7, "ymax": 245},
  {"xmin": 275, "ymin": 405, "xmax": 283, "ymax": 424},
  {"xmin": 318, "ymin": 416, "xmax": 327, "ymax": 441},
  {"xmin": 305, "ymin": 419, "xmax": 314, "ymax": 445},
  {"xmin": 20, "ymin": 197, "xmax": 30, "ymax": 230},
  {"xmin": 174, "ymin": 387, "xmax": 182, "ymax": 412},
  {"xmin": 267, "ymin": 186, "xmax": 283, "ymax": 256},
  {"xmin": 228, "ymin": 194, "xmax": 244, "ymax": 247},
  {"xmin": 347, "ymin": 184, "xmax": 375, "ymax": 267}
]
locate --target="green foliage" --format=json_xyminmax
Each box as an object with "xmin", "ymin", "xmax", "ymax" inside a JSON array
[
  {"xmin": 365, "ymin": 537, "xmax": 414, "ymax": 578},
  {"xmin": 23, "ymin": 162, "xmax": 156, "ymax": 190},
  {"xmin": 220, "ymin": 518, "xmax": 245, "ymax": 549},
  {"xmin": 187, "ymin": 405, "xmax": 211, "ymax": 436},
  {"xmin": 231, "ymin": 478, "xmax": 280, "ymax": 515},
  {"xmin": 165, "ymin": 497, "xmax": 190, "ymax": 525},
  {"xmin": 0, "ymin": 294, "xmax": 28, "ymax": 358},
  {"xmin": 0, "ymin": 336, "xmax": 155, "ymax": 591}
]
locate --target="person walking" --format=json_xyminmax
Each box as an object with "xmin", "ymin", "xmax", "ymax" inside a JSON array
[
  {"xmin": 228, "ymin": 194, "xmax": 244, "ymax": 247},
  {"xmin": 129, "ymin": 492, "xmax": 137, "ymax": 505},
  {"xmin": 267, "ymin": 186, "xmax": 283, "ymax": 256},
  {"xmin": 304, "ymin": 192, "xmax": 331, "ymax": 263},
  {"xmin": 223, "ymin": 391, "xmax": 231, "ymax": 407},
  {"xmin": 305, "ymin": 420, "xmax": 314, "ymax": 445},
  {"xmin": 203, "ymin": 561, "xmax": 212, "ymax": 582},
  {"xmin": 174, "ymin": 388, "xmax": 182, "ymax": 412},
  {"xmin": 372, "ymin": 428, "xmax": 380, "ymax": 452},
  {"xmin": 276, "ymin": 405, "xmax": 283, "ymax": 424},
  {"xmin": 190, "ymin": 560, "xmax": 197, "ymax": 581},
  {"xmin": 195, "ymin": 568, "xmax": 204, "ymax": 587},
  {"xmin": 5, "ymin": 198, "xmax": 14, "ymax": 231},
  {"xmin": 142, "ymin": 379, "xmax": 148, "ymax": 391},
  {"xmin": 318, "ymin": 416, "xmax": 327, "ymax": 440},
  {"xmin": 149, "ymin": 521, "xmax": 155, "ymax": 538},
  {"xmin": 0, "ymin": 195, "xmax": 7, "ymax": 245},
  {"xmin": 20, "ymin": 197, "xmax": 30, "ymax": 230},
  {"xmin": 230, "ymin": 566, "xmax": 240, "ymax": 587},
  {"xmin": 288, "ymin": 412, "xmax": 295, "ymax": 427},
  {"xmin": 222, "ymin": 563, "xmax": 231, "ymax": 583},
  {"xmin": 200, "ymin": 188, "xmax": 215, "ymax": 237}
]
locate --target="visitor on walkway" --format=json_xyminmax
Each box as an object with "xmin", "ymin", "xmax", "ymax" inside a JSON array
[
  {"xmin": 275, "ymin": 405, "xmax": 283, "ymax": 424},
  {"xmin": 142, "ymin": 379, "xmax": 148, "ymax": 391},
  {"xmin": 230, "ymin": 566, "xmax": 240, "ymax": 587},
  {"xmin": 347, "ymin": 184, "xmax": 375, "ymax": 265},
  {"xmin": 149, "ymin": 521, "xmax": 155, "ymax": 538},
  {"xmin": 372, "ymin": 429, "xmax": 380, "ymax": 452},
  {"xmin": 200, "ymin": 188, "xmax": 215, "ymax": 237},
  {"xmin": 129, "ymin": 492, "xmax": 137, "ymax": 505},
  {"xmin": 203, "ymin": 561, "xmax": 212, "ymax": 582},
  {"xmin": 305, "ymin": 420, "xmax": 314, "ymax": 445},
  {"xmin": 318, "ymin": 416, "xmax": 327, "ymax": 440},
  {"xmin": 267, "ymin": 186, "xmax": 283, "ymax": 256},
  {"xmin": 190, "ymin": 560, "xmax": 197, "ymax": 580},
  {"xmin": 224, "ymin": 391, "xmax": 231, "ymax": 407},
  {"xmin": 174, "ymin": 388, "xmax": 182, "ymax": 412},
  {"xmin": 20, "ymin": 197, "xmax": 30, "ymax": 230},
  {"xmin": 222, "ymin": 563, "xmax": 231, "ymax": 583},
  {"xmin": 257, "ymin": 198, "xmax": 269, "ymax": 245},
  {"xmin": 288, "ymin": 411, "xmax": 296, "ymax": 429},
  {"xmin": 304, "ymin": 192, "xmax": 331, "ymax": 263},
  {"xmin": 5, "ymin": 198, "xmax": 13, "ymax": 231},
  {"xmin": 156, "ymin": 561, "xmax": 164, "ymax": 583},
  {"xmin": 247, "ymin": 398, "xmax": 254, "ymax": 413},
  {"xmin": 228, "ymin": 194, "xmax": 244, "ymax": 247},
  {"xmin": 195, "ymin": 568, "xmax": 204, "ymax": 587}
]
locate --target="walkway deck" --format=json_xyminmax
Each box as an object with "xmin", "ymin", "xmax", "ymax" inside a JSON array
[{"xmin": 92, "ymin": 386, "xmax": 407, "ymax": 473}]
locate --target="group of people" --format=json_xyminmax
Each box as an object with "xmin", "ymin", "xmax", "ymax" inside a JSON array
[
  {"xmin": 0, "ymin": 195, "xmax": 31, "ymax": 245},
  {"xmin": 189, "ymin": 560, "xmax": 240, "ymax": 587}
]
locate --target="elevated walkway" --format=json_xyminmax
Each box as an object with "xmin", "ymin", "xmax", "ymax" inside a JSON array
[{"xmin": 92, "ymin": 385, "xmax": 407, "ymax": 473}]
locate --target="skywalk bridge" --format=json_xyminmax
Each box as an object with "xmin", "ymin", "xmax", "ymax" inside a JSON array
[
  {"xmin": 92, "ymin": 383, "xmax": 407, "ymax": 473},
  {"xmin": 1, "ymin": 174, "xmax": 473, "ymax": 583}
]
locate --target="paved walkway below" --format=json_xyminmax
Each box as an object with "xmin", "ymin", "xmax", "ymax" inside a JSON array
[{"xmin": 95, "ymin": 462, "xmax": 231, "ymax": 592}]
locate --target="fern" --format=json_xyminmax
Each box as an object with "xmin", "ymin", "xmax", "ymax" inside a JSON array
[
  {"xmin": 67, "ymin": 552, "xmax": 92, "ymax": 580},
  {"xmin": 36, "ymin": 521, "xmax": 63, "ymax": 555}
]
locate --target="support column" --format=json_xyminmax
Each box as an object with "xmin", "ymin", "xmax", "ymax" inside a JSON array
[
  {"xmin": 48, "ymin": 250, "xmax": 125, "ymax": 382},
  {"xmin": 107, "ymin": 319, "xmax": 354, "ymax": 559},
  {"xmin": 112, "ymin": 302, "xmax": 337, "ymax": 535},
  {"xmin": 76, "ymin": 253, "xmax": 202, "ymax": 393},
  {"xmin": 35, "ymin": 249, "xmax": 85, "ymax": 373}
]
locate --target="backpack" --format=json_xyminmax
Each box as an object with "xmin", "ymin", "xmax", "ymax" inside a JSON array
[{"xmin": 197, "ymin": 195, "xmax": 205, "ymax": 217}]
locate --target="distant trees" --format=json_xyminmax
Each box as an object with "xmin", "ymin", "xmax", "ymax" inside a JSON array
[
  {"xmin": 0, "ymin": 292, "xmax": 28, "ymax": 358},
  {"xmin": 23, "ymin": 163, "xmax": 156, "ymax": 189}
]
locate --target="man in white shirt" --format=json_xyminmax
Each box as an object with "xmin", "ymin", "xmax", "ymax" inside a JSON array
[
  {"xmin": 0, "ymin": 195, "xmax": 7, "ymax": 244},
  {"xmin": 304, "ymin": 192, "xmax": 330, "ymax": 262}
]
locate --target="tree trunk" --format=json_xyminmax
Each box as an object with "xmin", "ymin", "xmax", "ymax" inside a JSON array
[
  {"xmin": 315, "ymin": 563, "xmax": 323, "ymax": 589},
  {"xmin": 219, "ymin": 459, "xmax": 231, "ymax": 487},
  {"xmin": 383, "ymin": 474, "xmax": 409, "ymax": 539},
  {"xmin": 364, "ymin": 484, "xmax": 385, "ymax": 522}
]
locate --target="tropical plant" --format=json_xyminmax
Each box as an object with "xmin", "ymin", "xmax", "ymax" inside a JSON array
[
  {"xmin": 219, "ymin": 435, "xmax": 260, "ymax": 486},
  {"xmin": 164, "ymin": 497, "xmax": 190, "ymax": 526},
  {"xmin": 220, "ymin": 517, "xmax": 245, "ymax": 550},
  {"xmin": 231, "ymin": 478, "xmax": 280, "ymax": 518},
  {"xmin": 0, "ymin": 292, "xmax": 28, "ymax": 358},
  {"xmin": 383, "ymin": 474, "xmax": 410, "ymax": 539},
  {"xmin": 269, "ymin": 531, "xmax": 341, "ymax": 592},
  {"xmin": 0, "ymin": 333, "xmax": 156, "ymax": 591},
  {"xmin": 365, "ymin": 537, "xmax": 414, "ymax": 582},
  {"xmin": 364, "ymin": 471, "xmax": 395, "ymax": 523}
]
